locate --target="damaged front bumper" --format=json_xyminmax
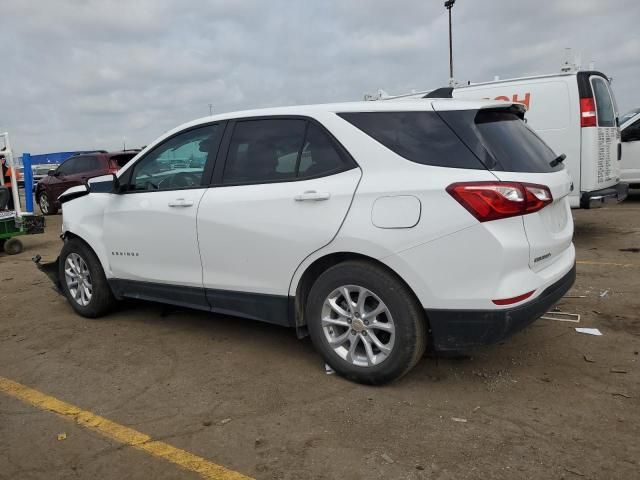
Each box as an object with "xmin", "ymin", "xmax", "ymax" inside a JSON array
[{"xmin": 32, "ymin": 254, "xmax": 62, "ymax": 294}]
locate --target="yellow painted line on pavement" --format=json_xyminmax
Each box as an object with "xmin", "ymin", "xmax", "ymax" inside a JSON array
[
  {"xmin": 0, "ymin": 376, "xmax": 253, "ymax": 480},
  {"xmin": 577, "ymin": 260, "xmax": 640, "ymax": 268}
]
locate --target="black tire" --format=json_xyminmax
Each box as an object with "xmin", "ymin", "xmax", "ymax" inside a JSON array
[
  {"xmin": 306, "ymin": 260, "xmax": 427, "ymax": 385},
  {"xmin": 59, "ymin": 238, "xmax": 115, "ymax": 318},
  {"xmin": 38, "ymin": 192, "xmax": 57, "ymax": 215},
  {"xmin": 4, "ymin": 238, "xmax": 24, "ymax": 255}
]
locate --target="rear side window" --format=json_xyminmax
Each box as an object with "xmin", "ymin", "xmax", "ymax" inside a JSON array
[
  {"xmin": 591, "ymin": 77, "xmax": 616, "ymax": 127},
  {"xmin": 474, "ymin": 110, "xmax": 562, "ymax": 172},
  {"xmin": 338, "ymin": 111, "xmax": 485, "ymax": 169},
  {"xmin": 223, "ymin": 119, "xmax": 353, "ymax": 185},
  {"xmin": 76, "ymin": 155, "xmax": 102, "ymax": 172}
]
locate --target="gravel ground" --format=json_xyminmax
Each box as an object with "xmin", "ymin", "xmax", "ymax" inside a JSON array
[{"xmin": 1, "ymin": 194, "xmax": 639, "ymax": 479}]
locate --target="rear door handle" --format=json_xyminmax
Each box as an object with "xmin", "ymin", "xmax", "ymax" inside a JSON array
[
  {"xmin": 294, "ymin": 190, "xmax": 331, "ymax": 202},
  {"xmin": 168, "ymin": 198, "xmax": 194, "ymax": 207}
]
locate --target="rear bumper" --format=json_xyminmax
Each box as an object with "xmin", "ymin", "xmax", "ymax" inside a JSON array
[
  {"xmin": 426, "ymin": 264, "xmax": 576, "ymax": 351},
  {"xmin": 580, "ymin": 183, "xmax": 628, "ymax": 208}
]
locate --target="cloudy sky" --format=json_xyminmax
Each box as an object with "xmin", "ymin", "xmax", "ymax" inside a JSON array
[{"xmin": 1, "ymin": 0, "xmax": 639, "ymax": 155}]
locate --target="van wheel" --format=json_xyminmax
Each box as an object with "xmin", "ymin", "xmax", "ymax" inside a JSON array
[
  {"xmin": 306, "ymin": 260, "xmax": 427, "ymax": 385},
  {"xmin": 38, "ymin": 193, "xmax": 57, "ymax": 215},
  {"xmin": 59, "ymin": 238, "xmax": 115, "ymax": 318}
]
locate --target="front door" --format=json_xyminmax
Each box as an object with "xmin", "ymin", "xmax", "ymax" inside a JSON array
[
  {"xmin": 197, "ymin": 117, "xmax": 361, "ymax": 325},
  {"xmin": 621, "ymin": 116, "xmax": 640, "ymax": 183},
  {"xmin": 102, "ymin": 123, "xmax": 223, "ymax": 308}
]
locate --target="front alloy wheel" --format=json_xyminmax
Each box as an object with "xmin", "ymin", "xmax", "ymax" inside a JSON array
[
  {"xmin": 64, "ymin": 252, "xmax": 93, "ymax": 306},
  {"xmin": 39, "ymin": 194, "xmax": 50, "ymax": 214},
  {"xmin": 322, "ymin": 285, "xmax": 395, "ymax": 367}
]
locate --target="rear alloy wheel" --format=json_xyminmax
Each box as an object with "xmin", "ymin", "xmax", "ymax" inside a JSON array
[
  {"xmin": 321, "ymin": 285, "xmax": 395, "ymax": 367},
  {"xmin": 59, "ymin": 238, "xmax": 115, "ymax": 318},
  {"xmin": 38, "ymin": 193, "xmax": 57, "ymax": 215},
  {"xmin": 307, "ymin": 260, "xmax": 426, "ymax": 385}
]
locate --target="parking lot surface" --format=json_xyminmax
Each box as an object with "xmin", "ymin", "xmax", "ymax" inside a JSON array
[{"xmin": 1, "ymin": 195, "xmax": 639, "ymax": 480}]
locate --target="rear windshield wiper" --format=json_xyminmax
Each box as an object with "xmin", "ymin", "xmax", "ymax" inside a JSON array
[{"xmin": 549, "ymin": 153, "xmax": 566, "ymax": 168}]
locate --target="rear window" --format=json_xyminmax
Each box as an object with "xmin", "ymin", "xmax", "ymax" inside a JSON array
[
  {"xmin": 591, "ymin": 77, "xmax": 616, "ymax": 127},
  {"xmin": 473, "ymin": 110, "xmax": 562, "ymax": 173},
  {"xmin": 338, "ymin": 111, "xmax": 485, "ymax": 169}
]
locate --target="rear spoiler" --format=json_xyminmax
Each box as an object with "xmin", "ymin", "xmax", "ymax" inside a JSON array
[{"xmin": 423, "ymin": 87, "xmax": 454, "ymax": 99}]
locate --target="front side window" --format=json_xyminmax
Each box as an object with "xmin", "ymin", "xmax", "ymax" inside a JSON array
[
  {"xmin": 591, "ymin": 77, "xmax": 616, "ymax": 127},
  {"xmin": 58, "ymin": 157, "xmax": 81, "ymax": 175},
  {"xmin": 222, "ymin": 119, "xmax": 351, "ymax": 185},
  {"xmin": 129, "ymin": 125, "xmax": 217, "ymax": 191}
]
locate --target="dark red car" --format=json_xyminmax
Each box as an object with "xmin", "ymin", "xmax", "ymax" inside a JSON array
[{"xmin": 35, "ymin": 150, "xmax": 139, "ymax": 215}]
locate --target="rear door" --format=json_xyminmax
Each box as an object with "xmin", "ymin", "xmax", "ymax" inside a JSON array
[
  {"xmin": 197, "ymin": 117, "xmax": 361, "ymax": 324},
  {"xmin": 579, "ymin": 74, "xmax": 621, "ymax": 193},
  {"xmin": 436, "ymin": 105, "xmax": 573, "ymax": 272}
]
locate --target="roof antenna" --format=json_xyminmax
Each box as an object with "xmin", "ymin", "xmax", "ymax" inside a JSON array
[{"xmin": 444, "ymin": 0, "xmax": 456, "ymax": 87}]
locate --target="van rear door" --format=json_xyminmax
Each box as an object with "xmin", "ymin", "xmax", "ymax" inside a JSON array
[{"xmin": 578, "ymin": 73, "xmax": 621, "ymax": 194}]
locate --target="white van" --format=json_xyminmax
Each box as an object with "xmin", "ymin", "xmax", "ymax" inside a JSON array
[
  {"xmin": 620, "ymin": 108, "xmax": 640, "ymax": 187},
  {"xmin": 376, "ymin": 70, "xmax": 628, "ymax": 208}
]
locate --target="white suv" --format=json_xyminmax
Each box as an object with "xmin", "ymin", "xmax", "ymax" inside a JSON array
[{"xmin": 44, "ymin": 99, "xmax": 576, "ymax": 384}]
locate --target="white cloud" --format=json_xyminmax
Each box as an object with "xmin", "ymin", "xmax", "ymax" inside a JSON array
[{"xmin": 0, "ymin": 0, "xmax": 638, "ymax": 154}]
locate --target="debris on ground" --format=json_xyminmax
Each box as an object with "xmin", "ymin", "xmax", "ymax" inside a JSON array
[
  {"xmin": 599, "ymin": 290, "xmax": 610, "ymax": 298},
  {"xmin": 610, "ymin": 367, "xmax": 628, "ymax": 374},
  {"xmin": 451, "ymin": 417, "xmax": 468, "ymax": 423},
  {"xmin": 583, "ymin": 355, "xmax": 595, "ymax": 363},
  {"xmin": 612, "ymin": 392, "xmax": 631, "ymax": 399},
  {"xmin": 575, "ymin": 328, "xmax": 602, "ymax": 336},
  {"xmin": 541, "ymin": 312, "xmax": 580, "ymax": 323},
  {"xmin": 618, "ymin": 247, "xmax": 640, "ymax": 253},
  {"xmin": 219, "ymin": 418, "xmax": 232, "ymax": 425},
  {"xmin": 564, "ymin": 466, "xmax": 585, "ymax": 476},
  {"xmin": 57, "ymin": 433, "xmax": 66, "ymax": 441},
  {"xmin": 202, "ymin": 420, "xmax": 212, "ymax": 427},
  {"xmin": 381, "ymin": 453, "xmax": 394, "ymax": 464},
  {"xmin": 324, "ymin": 363, "xmax": 335, "ymax": 375}
]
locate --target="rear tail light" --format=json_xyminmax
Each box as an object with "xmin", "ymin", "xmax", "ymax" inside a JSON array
[
  {"xmin": 580, "ymin": 97, "xmax": 597, "ymax": 127},
  {"xmin": 446, "ymin": 182, "xmax": 553, "ymax": 222}
]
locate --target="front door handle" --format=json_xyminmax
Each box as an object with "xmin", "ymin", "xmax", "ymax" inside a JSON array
[
  {"xmin": 168, "ymin": 198, "xmax": 194, "ymax": 207},
  {"xmin": 294, "ymin": 190, "xmax": 331, "ymax": 202}
]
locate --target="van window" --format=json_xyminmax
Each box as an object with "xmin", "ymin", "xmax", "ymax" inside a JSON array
[
  {"xmin": 591, "ymin": 77, "xmax": 616, "ymax": 127},
  {"xmin": 338, "ymin": 111, "xmax": 485, "ymax": 169}
]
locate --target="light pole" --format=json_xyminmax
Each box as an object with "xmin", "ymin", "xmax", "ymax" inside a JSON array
[
  {"xmin": 444, "ymin": 0, "xmax": 456, "ymax": 86},
  {"xmin": 208, "ymin": 103, "xmax": 213, "ymax": 116}
]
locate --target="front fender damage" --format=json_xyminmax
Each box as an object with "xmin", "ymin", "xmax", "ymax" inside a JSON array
[{"xmin": 32, "ymin": 254, "xmax": 62, "ymax": 294}]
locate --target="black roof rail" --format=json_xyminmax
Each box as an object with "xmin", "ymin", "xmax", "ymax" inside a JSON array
[{"xmin": 423, "ymin": 87, "xmax": 454, "ymax": 99}]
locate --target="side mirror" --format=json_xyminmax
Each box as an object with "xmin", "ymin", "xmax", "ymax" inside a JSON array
[
  {"xmin": 47, "ymin": 169, "xmax": 56, "ymax": 176},
  {"xmin": 86, "ymin": 173, "xmax": 119, "ymax": 193}
]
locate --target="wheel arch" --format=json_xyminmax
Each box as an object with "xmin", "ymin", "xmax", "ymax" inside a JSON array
[
  {"xmin": 62, "ymin": 230, "xmax": 112, "ymax": 278},
  {"xmin": 292, "ymin": 251, "xmax": 429, "ymax": 337}
]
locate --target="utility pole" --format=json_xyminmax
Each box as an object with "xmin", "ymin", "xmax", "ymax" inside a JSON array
[
  {"xmin": 444, "ymin": 0, "xmax": 456, "ymax": 86},
  {"xmin": 208, "ymin": 103, "xmax": 213, "ymax": 116}
]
